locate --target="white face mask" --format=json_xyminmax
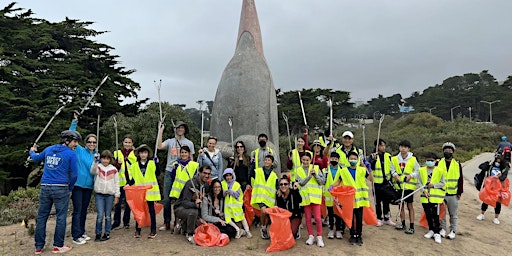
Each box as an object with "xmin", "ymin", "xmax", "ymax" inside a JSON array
[
  {"xmin": 425, "ymin": 161, "xmax": 436, "ymax": 167},
  {"xmin": 495, "ymin": 162, "xmax": 500, "ymax": 167}
]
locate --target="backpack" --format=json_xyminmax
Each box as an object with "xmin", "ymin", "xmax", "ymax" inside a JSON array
[{"xmin": 475, "ymin": 161, "xmax": 490, "ymax": 191}]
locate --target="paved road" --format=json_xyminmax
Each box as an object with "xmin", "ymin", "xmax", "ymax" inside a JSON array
[{"xmin": 462, "ymin": 152, "xmax": 511, "ymax": 190}]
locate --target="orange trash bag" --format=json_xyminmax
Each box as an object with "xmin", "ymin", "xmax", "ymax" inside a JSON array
[
  {"xmin": 217, "ymin": 233, "xmax": 230, "ymax": 247},
  {"xmin": 479, "ymin": 176, "xmax": 502, "ymax": 208},
  {"xmin": 243, "ymin": 187, "xmax": 260, "ymax": 226},
  {"xmin": 498, "ymin": 178, "xmax": 510, "ymax": 207},
  {"xmin": 331, "ymin": 186, "xmax": 356, "ymax": 229},
  {"xmin": 419, "ymin": 203, "xmax": 446, "ymax": 228},
  {"xmin": 363, "ymin": 206, "xmax": 378, "ymax": 226},
  {"xmin": 265, "ymin": 207, "xmax": 296, "ymax": 252},
  {"xmin": 124, "ymin": 185, "xmax": 163, "ymax": 227},
  {"xmin": 194, "ymin": 224, "xmax": 221, "ymax": 247}
]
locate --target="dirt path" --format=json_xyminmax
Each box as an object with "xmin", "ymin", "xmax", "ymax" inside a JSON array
[{"xmin": 1, "ymin": 153, "xmax": 511, "ymax": 256}]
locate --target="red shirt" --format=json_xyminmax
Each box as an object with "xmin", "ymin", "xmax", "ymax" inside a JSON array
[{"xmin": 312, "ymin": 154, "xmax": 329, "ymax": 170}]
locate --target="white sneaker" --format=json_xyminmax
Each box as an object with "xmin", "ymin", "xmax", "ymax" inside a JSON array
[
  {"xmin": 493, "ymin": 218, "xmax": 500, "ymax": 225},
  {"xmin": 186, "ymin": 234, "xmax": 196, "ymax": 245},
  {"xmin": 317, "ymin": 236, "xmax": 325, "ymax": 247},
  {"xmin": 424, "ymin": 230, "xmax": 434, "ymax": 239},
  {"xmin": 246, "ymin": 231, "xmax": 253, "ymax": 239},
  {"xmin": 72, "ymin": 237, "xmax": 87, "ymax": 245},
  {"xmin": 336, "ymin": 231, "xmax": 343, "ymax": 239},
  {"xmin": 81, "ymin": 234, "xmax": 91, "ymax": 241},
  {"xmin": 327, "ymin": 229, "xmax": 335, "ymax": 239},
  {"xmin": 447, "ymin": 230, "xmax": 456, "ymax": 240},
  {"xmin": 376, "ymin": 219, "xmax": 383, "ymax": 227},
  {"xmin": 306, "ymin": 235, "xmax": 315, "ymax": 245},
  {"xmin": 383, "ymin": 219, "xmax": 396, "ymax": 226},
  {"xmin": 235, "ymin": 228, "xmax": 243, "ymax": 239},
  {"xmin": 476, "ymin": 214, "xmax": 484, "ymax": 221},
  {"xmin": 434, "ymin": 234, "xmax": 442, "ymax": 244},
  {"xmin": 439, "ymin": 229, "xmax": 446, "ymax": 238}
]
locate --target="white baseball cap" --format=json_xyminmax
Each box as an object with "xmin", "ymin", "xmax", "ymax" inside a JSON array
[{"xmin": 342, "ymin": 131, "xmax": 354, "ymax": 138}]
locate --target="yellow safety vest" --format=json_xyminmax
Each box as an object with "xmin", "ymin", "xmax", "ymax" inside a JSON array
[
  {"xmin": 114, "ymin": 150, "xmax": 137, "ymax": 186},
  {"xmin": 221, "ymin": 181, "xmax": 244, "ymax": 223},
  {"xmin": 129, "ymin": 160, "xmax": 161, "ymax": 201},
  {"xmin": 335, "ymin": 146, "xmax": 363, "ymax": 168},
  {"xmin": 339, "ymin": 166, "xmax": 370, "ymax": 208},
  {"xmin": 252, "ymin": 147, "xmax": 274, "ymax": 170},
  {"xmin": 297, "ymin": 165, "xmax": 323, "ymax": 206},
  {"xmin": 391, "ymin": 155, "xmax": 418, "ymax": 190},
  {"xmin": 438, "ymin": 158, "xmax": 460, "ymax": 195},
  {"xmin": 373, "ymin": 152, "xmax": 392, "ymax": 184},
  {"xmin": 419, "ymin": 166, "xmax": 445, "ymax": 204},
  {"xmin": 323, "ymin": 165, "xmax": 341, "ymax": 207},
  {"xmin": 290, "ymin": 149, "xmax": 313, "ymax": 182},
  {"xmin": 250, "ymin": 168, "xmax": 277, "ymax": 210},
  {"xmin": 169, "ymin": 161, "xmax": 199, "ymax": 199}
]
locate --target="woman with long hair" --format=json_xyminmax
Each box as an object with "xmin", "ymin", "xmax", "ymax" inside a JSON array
[
  {"xmin": 228, "ymin": 141, "xmax": 251, "ymax": 191},
  {"xmin": 200, "ymin": 179, "xmax": 237, "ymax": 238}
]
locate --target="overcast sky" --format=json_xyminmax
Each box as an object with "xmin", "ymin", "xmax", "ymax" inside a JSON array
[{"xmin": 14, "ymin": 0, "xmax": 512, "ymax": 108}]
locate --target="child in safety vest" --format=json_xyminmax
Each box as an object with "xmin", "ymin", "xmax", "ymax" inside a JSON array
[
  {"xmin": 332, "ymin": 151, "xmax": 373, "ymax": 246},
  {"xmin": 112, "ymin": 135, "xmax": 137, "ymax": 230},
  {"xmin": 91, "ymin": 150, "xmax": 120, "ymax": 242},
  {"xmin": 419, "ymin": 152, "xmax": 445, "ymax": 244},
  {"xmin": 324, "ymin": 152, "xmax": 345, "ymax": 239},
  {"xmin": 296, "ymin": 152, "xmax": 326, "ymax": 247},
  {"xmin": 169, "ymin": 146, "xmax": 199, "ymax": 201},
  {"xmin": 128, "ymin": 144, "xmax": 161, "ymax": 239},
  {"xmin": 249, "ymin": 154, "xmax": 278, "ymax": 240},
  {"xmin": 221, "ymin": 168, "xmax": 253, "ymax": 239},
  {"xmin": 390, "ymin": 140, "xmax": 420, "ymax": 235}
]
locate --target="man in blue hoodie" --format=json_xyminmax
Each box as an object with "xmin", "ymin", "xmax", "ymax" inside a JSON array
[{"xmin": 30, "ymin": 130, "xmax": 80, "ymax": 254}]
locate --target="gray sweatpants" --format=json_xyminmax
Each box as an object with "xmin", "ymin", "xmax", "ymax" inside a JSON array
[
  {"xmin": 440, "ymin": 195, "xmax": 459, "ymax": 232},
  {"xmin": 174, "ymin": 206, "xmax": 199, "ymax": 236}
]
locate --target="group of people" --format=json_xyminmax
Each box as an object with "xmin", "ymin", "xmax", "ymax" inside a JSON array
[{"xmin": 32, "ymin": 113, "xmax": 510, "ymax": 254}]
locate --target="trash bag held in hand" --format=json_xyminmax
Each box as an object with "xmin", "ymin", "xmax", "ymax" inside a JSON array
[
  {"xmin": 363, "ymin": 205, "xmax": 378, "ymax": 226},
  {"xmin": 243, "ymin": 187, "xmax": 258, "ymax": 226},
  {"xmin": 331, "ymin": 186, "xmax": 356, "ymax": 229},
  {"xmin": 497, "ymin": 178, "xmax": 510, "ymax": 206},
  {"xmin": 265, "ymin": 207, "xmax": 296, "ymax": 253},
  {"xmin": 194, "ymin": 224, "xmax": 221, "ymax": 247},
  {"xmin": 479, "ymin": 176, "xmax": 501, "ymax": 208},
  {"xmin": 125, "ymin": 185, "xmax": 163, "ymax": 227}
]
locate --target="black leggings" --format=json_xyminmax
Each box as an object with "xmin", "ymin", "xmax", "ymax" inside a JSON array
[
  {"xmin": 422, "ymin": 203, "xmax": 440, "ymax": 233},
  {"xmin": 375, "ymin": 189, "xmax": 391, "ymax": 220},
  {"xmin": 327, "ymin": 206, "xmax": 344, "ymax": 231},
  {"xmin": 481, "ymin": 202, "xmax": 501, "ymax": 214},
  {"xmin": 350, "ymin": 207, "xmax": 363, "ymax": 237}
]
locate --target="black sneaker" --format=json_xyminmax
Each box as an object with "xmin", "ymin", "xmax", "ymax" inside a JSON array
[
  {"xmin": 94, "ymin": 234, "xmax": 101, "ymax": 242},
  {"xmin": 123, "ymin": 225, "xmax": 130, "ymax": 229},
  {"xmin": 349, "ymin": 236, "xmax": 356, "ymax": 245},
  {"xmin": 100, "ymin": 234, "xmax": 110, "ymax": 241},
  {"xmin": 395, "ymin": 225, "xmax": 404, "ymax": 230},
  {"xmin": 357, "ymin": 236, "xmax": 363, "ymax": 246},
  {"xmin": 111, "ymin": 224, "xmax": 120, "ymax": 230},
  {"xmin": 404, "ymin": 228, "xmax": 415, "ymax": 235}
]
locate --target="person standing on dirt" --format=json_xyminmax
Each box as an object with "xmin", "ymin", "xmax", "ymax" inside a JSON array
[
  {"xmin": 31, "ymin": 130, "xmax": 80, "ymax": 254},
  {"xmin": 368, "ymin": 139, "xmax": 396, "ymax": 227},
  {"xmin": 419, "ymin": 152, "xmax": 445, "ymax": 244},
  {"xmin": 286, "ymin": 130, "xmax": 310, "ymax": 181},
  {"xmin": 157, "ymin": 121, "xmax": 195, "ymax": 231},
  {"xmin": 438, "ymin": 142, "xmax": 463, "ymax": 240},
  {"xmin": 112, "ymin": 135, "xmax": 136, "ymax": 230},
  {"xmin": 69, "ymin": 114, "xmax": 98, "ymax": 245},
  {"xmin": 476, "ymin": 150, "xmax": 509, "ymax": 225}
]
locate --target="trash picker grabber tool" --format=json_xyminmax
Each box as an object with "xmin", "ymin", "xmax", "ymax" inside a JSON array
[
  {"xmin": 113, "ymin": 115, "xmax": 119, "ymax": 161},
  {"xmin": 282, "ymin": 112, "xmax": 292, "ymax": 152},
  {"xmin": 154, "ymin": 115, "xmax": 166, "ymax": 159},
  {"xmin": 329, "ymin": 98, "xmax": 333, "ymax": 137},
  {"xmin": 197, "ymin": 101, "xmax": 205, "ymax": 148},
  {"xmin": 79, "ymin": 75, "xmax": 109, "ymax": 115},
  {"xmin": 96, "ymin": 114, "xmax": 100, "ymax": 151},
  {"xmin": 298, "ymin": 91, "xmax": 308, "ymax": 128},
  {"xmin": 228, "ymin": 116, "xmax": 234, "ymax": 153},
  {"xmin": 396, "ymin": 181, "xmax": 406, "ymax": 221},
  {"xmin": 398, "ymin": 185, "xmax": 425, "ymax": 203}
]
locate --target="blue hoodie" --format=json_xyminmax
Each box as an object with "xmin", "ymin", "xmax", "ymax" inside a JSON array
[
  {"xmin": 30, "ymin": 144, "xmax": 78, "ymax": 191},
  {"xmin": 69, "ymin": 120, "xmax": 97, "ymax": 189}
]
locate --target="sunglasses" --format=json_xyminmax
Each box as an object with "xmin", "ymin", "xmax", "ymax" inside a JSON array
[
  {"xmin": 279, "ymin": 183, "xmax": 289, "ymax": 186},
  {"xmin": 86, "ymin": 141, "xmax": 97, "ymax": 144},
  {"xmin": 236, "ymin": 145, "xmax": 244, "ymax": 148}
]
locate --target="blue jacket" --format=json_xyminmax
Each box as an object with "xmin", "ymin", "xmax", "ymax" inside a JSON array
[
  {"xmin": 30, "ymin": 144, "xmax": 78, "ymax": 191},
  {"xmin": 69, "ymin": 120, "xmax": 96, "ymax": 189}
]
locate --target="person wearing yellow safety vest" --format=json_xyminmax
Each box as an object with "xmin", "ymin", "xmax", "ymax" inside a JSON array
[
  {"xmin": 367, "ymin": 139, "xmax": 396, "ymax": 227},
  {"xmin": 324, "ymin": 152, "xmax": 344, "ymax": 240},
  {"xmin": 127, "ymin": 144, "xmax": 161, "ymax": 239},
  {"xmin": 331, "ymin": 151, "xmax": 373, "ymax": 246},
  {"xmin": 112, "ymin": 134, "xmax": 136, "ymax": 230},
  {"xmin": 323, "ymin": 131, "xmax": 371, "ymax": 171},
  {"xmin": 419, "ymin": 152, "xmax": 445, "ymax": 244},
  {"xmin": 296, "ymin": 152, "xmax": 326, "ymax": 248},
  {"xmin": 169, "ymin": 146, "xmax": 199, "ymax": 202},
  {"xmin": 248, "ymin": 154, "xmax": 279, "ymax": 240},
  {"xmin": 438, "ymin": 142, "xmax": 463, "ymax": 240},
  {"xmin": 250, "ymin": 133, "xmax": 278, "ymax": 173},
  {"xmin": 221, "ymin": 168, "xmax": 252, "ymax": 239},
  {"xmin": 286, "ymin": 130, "xmax": 310, "ymax": 181},
  {"xmin": 390, "ymin": 140, "xmax": 420, "ymax": 235}
]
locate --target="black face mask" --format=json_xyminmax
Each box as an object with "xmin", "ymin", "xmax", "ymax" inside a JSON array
[
  {"xmin": 259, "ymin": 140, "xmax": 267, "ymax": 147},
  {"xmin": 444, "ymin": 152, "xmax": 453, "ymax": 159},
  {"xmin": 330, "ymin": 161, "xmax": 338, "ymax": 166}
]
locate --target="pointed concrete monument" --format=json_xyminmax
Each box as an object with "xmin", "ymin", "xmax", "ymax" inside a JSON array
[{"xmin": 210, "ymin": 0, "xmax": 280, "ymax": 172}]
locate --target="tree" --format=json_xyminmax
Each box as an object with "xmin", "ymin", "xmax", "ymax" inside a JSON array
[{"xmin": 0, "ymin": 3, "xmax": 146, "ymax": 191}]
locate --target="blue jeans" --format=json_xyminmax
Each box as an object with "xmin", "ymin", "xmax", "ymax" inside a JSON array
[
  {"xmin": 35, "ymin": 185, "xmax": 70, "ymax": 249},
  {"xmin": 71, "ymin": 186, "xmax": 93, "ymax": 240},
  {"xmin": 163, "ymin": 172, "xmax": 174, "ymax": 224},
  {"xmin": 113, "ymin": 186, "xmax": 131, "ymax": 227},
  {"xmin": 95, "ymin": 193, "xmax": 114, "ymax": 235}
]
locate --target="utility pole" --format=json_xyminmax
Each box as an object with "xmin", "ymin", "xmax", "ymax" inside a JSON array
[
  {"xmin": 480, "ymin": 100, "xmax": 500, "ymax": 123},
  {"xmin": 450, "ymin": 105, "xmax": 460, "ymax": 122}
]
